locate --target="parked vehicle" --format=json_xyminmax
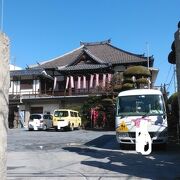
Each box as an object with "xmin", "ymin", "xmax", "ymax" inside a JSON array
[
  {"xmin": 53, "ymin": 109, "xmax": 81, "ymax": 130},
  {"xmin": 115, "ymin": 89, "xmax": 168, "ymax": 148},
  {"xmin": 28, "ymin": 114, "xmax": 53, "ymax": 131}
]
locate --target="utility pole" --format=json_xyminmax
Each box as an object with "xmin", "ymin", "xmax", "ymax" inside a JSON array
[
  {"xmin": 174, "ymin": 22, "xmax": 180, "ymax": 141},
  {"xmin": 0, "ymin": 32, "xmax": 10, "ymax": 180}
]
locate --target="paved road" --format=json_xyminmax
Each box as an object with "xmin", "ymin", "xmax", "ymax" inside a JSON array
[{"xmin": 7, "ymin": 128, "xmax": 180, "ymax": 179}]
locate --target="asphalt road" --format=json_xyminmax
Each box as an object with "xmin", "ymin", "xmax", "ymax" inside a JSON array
[{"xmin": 7, "ymin": 128, "xmax": 180, "ymax": 180}]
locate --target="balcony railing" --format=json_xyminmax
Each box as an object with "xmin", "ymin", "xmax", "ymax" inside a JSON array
[{"xmin": 9, "ymin": 88, "xmax": 110, "ymax": 100}]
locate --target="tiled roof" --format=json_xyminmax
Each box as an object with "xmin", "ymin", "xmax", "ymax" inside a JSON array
[
  {"xmin": 58, "ymin": 64, "xmax": 108, "ymax": 71},
  {"xmin": 32, "ymin": 40, "xmax": 153, "ymax": 69},
  {"xmin": 33, "ymin": 47, "xmax": 83, "ymax": 69},
  {"xmin": 85, "ymin": 43, "xmax": 152, "ymax": 65},
  {"xmin": 10, "ymin": 68, "xmax": 53, "ymax": 80},
  {"xmin": 11, "ymin": 68, "xmax": 43, "ymax": 76}
]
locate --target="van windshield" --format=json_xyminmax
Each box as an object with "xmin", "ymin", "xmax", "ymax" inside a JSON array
[
  {"xmin": 54, "ymin": 111, "xmax": 68, "ymax": 117},
  {"xmin": 117, "ymin": 94, "xmax": 165, "ymax": 116}
]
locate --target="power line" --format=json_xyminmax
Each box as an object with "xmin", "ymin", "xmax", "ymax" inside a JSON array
[
  {"xmin": 165, "ymin": 64, "xmax": 172, "ymax": 84},
  {"xmin": 166, "ymin": 68, "xmax": 175, "ymax": 92},
  {"xmin": 173, "ymin": 65, "xmax": 177, "ymax": 92}
]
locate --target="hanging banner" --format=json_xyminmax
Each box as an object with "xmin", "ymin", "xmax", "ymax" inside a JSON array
[
  {"xmin": 102, "ymin": 74, "xmax": 106, "ymax": 87},
  {"xmin": 70, "ymin": 76, "xmax": 74, "ymax": 88},
  {"xmin": 77, "ymin": 76, "xmax": 81, "ymax": 89},
  {"xmin": 90, "ymin": 74, "xmax": 94, "ymax": 88},
  {"xmin": 53, "ymin": 77, "xmax": 57, "ymax": 90},
  {"xmin": 65, "ymin": 76, "xmax": 69, "ymax": 89},
  {"xmin": 107, "ymin": 73, "xmax": 112, "ymax": 83},
  {"xmin": 95, "ymin": 74, "xmax": 99, "ymax": 87},
  {"xmin": 83, "ymin": 76, "xmax": 86, "ymax": 89}
]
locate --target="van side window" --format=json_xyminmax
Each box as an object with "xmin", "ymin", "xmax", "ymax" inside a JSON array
[
  {"xmin": 74, "ymin": 112, "xmax": 77, "ymax": 117},
  {"xmin": 43, "ymin": 115, "xmax": 50, "ymax": 119},
  {"xmin": 70, "ymin": 111, "xmax": 74, "ymax": 117}
]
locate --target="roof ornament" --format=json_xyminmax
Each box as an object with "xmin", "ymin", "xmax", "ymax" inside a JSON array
[
  {"xmin": 36, "ymin": 61, "xmax": 40, "ymax": 65},
  {"xmin": 80, "ymin": 39, "xmax": 111, "ymax": 46},
  {"xmin": 26, "ymin": 64, "xmax": 30, "ymax": 69},
  {"xmin": 178, "ymin": 21, "xmax": 180, "ymax": 29}
]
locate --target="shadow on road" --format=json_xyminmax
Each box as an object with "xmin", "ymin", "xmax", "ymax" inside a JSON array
[{"xmin": 63, "ymin": 134, "xmax": 180, "ymax": 179}]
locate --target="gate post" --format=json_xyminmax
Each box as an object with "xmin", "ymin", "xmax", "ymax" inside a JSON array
[{"xmin": 0, "ymin": 32, "xmax": 10, "ymax": 180}]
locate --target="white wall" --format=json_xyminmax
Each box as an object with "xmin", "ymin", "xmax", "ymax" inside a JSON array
[
  {"xmin": 30, "ymin": 103, "xmax": 59, "ymax": 115},
  {"xmin": 9, "ymin": 80, "xmax": 40, "ymax": 95}
]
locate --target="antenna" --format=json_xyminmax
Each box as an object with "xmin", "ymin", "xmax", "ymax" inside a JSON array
[
  {"xmin": 146, "ymin": 42, "xmax": 150, "ymax": 69},
  {"xmin": 13, "ymin": 56, "xmax": 16, "ymax": 70},
  {"xmin": 0, "ymin": 0, "xmax": 4, "ymax": 32}
]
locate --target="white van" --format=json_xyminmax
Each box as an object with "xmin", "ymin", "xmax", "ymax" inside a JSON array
[
  {"xmin": 28, "ymin": 114, "xmax": 53, "ymax": 131},
  {"xmin": 116, "ymin": 89, "xmax": 168, "ymax": 148}
]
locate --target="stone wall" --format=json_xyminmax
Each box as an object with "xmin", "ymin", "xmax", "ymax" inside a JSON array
[{"xmin": 0, "ymin": 32, "xmax": 10, "ymax": 179}]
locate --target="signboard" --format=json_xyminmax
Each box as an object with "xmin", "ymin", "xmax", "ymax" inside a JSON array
[{"xmin": 116, "ymin": 121, "xmax": 129, "ymax": 132}]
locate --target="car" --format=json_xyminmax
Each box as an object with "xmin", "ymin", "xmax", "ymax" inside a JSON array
[
  {"xmin": 28, "ymin": 114, "xmax": 53, "ymax": 131},
  {"xmin": 53, "ymin": 109, "xmax": 81, "ymax": 131}
]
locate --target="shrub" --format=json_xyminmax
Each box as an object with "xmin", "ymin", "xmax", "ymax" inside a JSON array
[
  {"xmin": 123, "ymin": 66, "xmax": 151, "ymax": 77},
  {"xmin": 168, "ymin": 92, "xmax": 179, "ymax": 118},
  {"xmin": 121, "ymin": 83, "xmax": 134, "ymax": 90},
  {"xmin": 136, "ymin": 77, "xmax": 149, "ymax": 84}
]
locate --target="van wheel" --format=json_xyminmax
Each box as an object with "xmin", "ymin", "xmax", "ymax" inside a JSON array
[
  {"xmin": 43, "ymin": 125, "xmax": 47, "ymax": 131},
  {"xmin": 78, "ymin": 124, "xmax": 81, "ymax": 130},
  {"xmin": 70, "ymin": 124, "xmax": 74, "ymax": 131}
]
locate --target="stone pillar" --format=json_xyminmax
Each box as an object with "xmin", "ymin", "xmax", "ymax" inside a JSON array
[
  {"xmin": 0, "ymin": 32, "xmax": 10, "ymax": 180},
  {"xmin": 175, "ymin": 23, "xmax": 180, "ymax": 126}
]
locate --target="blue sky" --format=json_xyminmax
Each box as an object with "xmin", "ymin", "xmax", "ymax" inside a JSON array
[{"xmin": 1, "ymin": 0, "xmax": 180, "ymax": 95}]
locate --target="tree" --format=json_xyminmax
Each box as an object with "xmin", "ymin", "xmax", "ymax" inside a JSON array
[
  {"xmin": 122, "ymin": 66, "xmax": 151, "ymax": 90},
  {"xmin": 0, "ymin": 33, "xmax": 10, "ymax": 180}
]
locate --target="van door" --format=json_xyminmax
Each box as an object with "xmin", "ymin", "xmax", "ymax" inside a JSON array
[
  {"xmin": 70, "ymin": 111, "xmax": 75, "ymax": 127},
  {"xmin": 74, "ymin": 112, "xmax": 78, "ymax": 127}
]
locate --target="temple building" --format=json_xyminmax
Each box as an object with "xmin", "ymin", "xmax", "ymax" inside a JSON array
[{"xmin": 9, "ymin": 39, "xmax": 158, "ymax": 127}]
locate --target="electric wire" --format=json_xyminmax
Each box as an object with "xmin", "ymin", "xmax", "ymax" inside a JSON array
[
  {"xmin": 165, "ymin": 64, "xmax": 172, "ymax": 84},
  {"xmin": 166, "ymin": 69, "xmax": 175, "ymax": 92}
]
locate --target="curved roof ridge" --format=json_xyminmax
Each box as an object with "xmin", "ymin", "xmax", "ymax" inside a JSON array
[
  {"xmin": 30, "ymin": 45, "xmax": 84, "ymax": 68},
  {"xmin": 107, "ymin": 43, "xmax": 151, "ymax": 59}
]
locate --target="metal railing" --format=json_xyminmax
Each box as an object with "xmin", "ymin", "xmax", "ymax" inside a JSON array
[{"xmin": 9, "ymin": 88, "xmax": 108, "ymax": 99}]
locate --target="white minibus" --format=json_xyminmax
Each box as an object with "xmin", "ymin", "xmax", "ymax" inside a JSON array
[{"xmin": 116, "ymin": 89, "xmax": 168, "ymax": 148}]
